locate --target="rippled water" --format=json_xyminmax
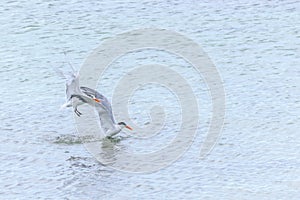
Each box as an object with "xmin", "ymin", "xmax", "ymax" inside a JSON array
[{"xmin": 1, "ymin": 0, "xmax": 299, "ymax": 199}]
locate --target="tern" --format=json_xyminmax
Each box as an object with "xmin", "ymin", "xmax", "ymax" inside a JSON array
[
  {"xmin": 80, "ymin": 86, "xmax": 133, "ymax": 136},
  {"xmin": 57, "ymin": 66, "xmax": 133, "ymax": 137},
  {"xmin": 60, "ymin": 70, "xmax": 101, "ymax": 116}
]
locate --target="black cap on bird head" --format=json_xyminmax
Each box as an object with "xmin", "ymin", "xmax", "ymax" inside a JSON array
[{"xmin": 117, "ymin": 122, "xmax": 133, "ymax": 130}]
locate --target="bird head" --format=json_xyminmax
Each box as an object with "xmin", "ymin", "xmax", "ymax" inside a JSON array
[{"xmin": 117, "ymin": 122, "xmax": 133, "ymax": 130}]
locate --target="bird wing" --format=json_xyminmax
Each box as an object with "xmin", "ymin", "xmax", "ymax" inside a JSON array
[
  {"xmin": 53, "ymin": 66, "xmax": 83, "ymax": 101},
  {"xmin": 80, "ymin": 86, "xmax": 116, "ymax": 123},
  {"xmin": 70, "ymin": 94, "xmax": 92, "ymax": 104},
  {"xmin": 65, "ymin": 72, "xmax": 82, "ymax": 101},
  {"xmin": 94, "ymin": 103, "xmax": 117, "ymax": 134}
]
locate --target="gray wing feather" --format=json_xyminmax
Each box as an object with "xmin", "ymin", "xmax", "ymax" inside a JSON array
[
  {"xmin": 66, "ymin": 72, "xmax": 82, "ymax": 100},
  {"xmin": 94, "ymin": 103, "xmax": 117, "ymax": 133},
  {"xmin": 80, "ymin": 86, "xmax": 116, "ymax": 123}
]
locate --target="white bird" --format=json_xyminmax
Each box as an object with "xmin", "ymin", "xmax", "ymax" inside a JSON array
[
  {"xmin": 60, "ymin": 69, "xmax": 101, "ymax": 116},
  {"xmin": 57, "ymin": 66, "xmax": 133, "ymax": 137},
  {"xmin": 80, "ymin": 86, "xmax": 133, "ymax": 136}
]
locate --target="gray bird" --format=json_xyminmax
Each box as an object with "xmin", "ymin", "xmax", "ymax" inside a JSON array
[{"xmin": 58, "ymin": 67, "xmax": 132, "ymax": 137}]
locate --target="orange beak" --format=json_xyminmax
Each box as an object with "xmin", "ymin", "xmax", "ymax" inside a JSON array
[
  {"xmin": 125, "ymin": 125, "xmax": 133, "ymax": 131},
  {"xmin": 93, "ymin": 98, "xmax": 101, "ymax": 103}
]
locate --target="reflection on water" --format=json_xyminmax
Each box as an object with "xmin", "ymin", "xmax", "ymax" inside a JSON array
[
  {"xmin": 54, "ymin": 133, "xmax": 126, "ymax": 166},
  {"xmin": 99, "ymin": 138, "xmax": 120, "ymax": 165}
]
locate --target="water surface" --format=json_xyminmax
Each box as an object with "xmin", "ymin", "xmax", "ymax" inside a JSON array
[{"xmin": 0, "ymin": 0, "xmax": 299, "ymax": 199}]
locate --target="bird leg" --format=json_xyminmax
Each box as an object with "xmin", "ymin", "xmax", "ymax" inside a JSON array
[{"xmin": 74, "ymin": 107, "xmax": 82, "ymax": 117}]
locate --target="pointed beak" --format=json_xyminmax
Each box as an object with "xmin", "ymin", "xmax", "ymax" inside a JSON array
[
  {"xmin": 93, "ymin": 98, "xmax": 101, "ymax": 103},
  {"xmin": 125, "ymin": 125, "xmax": 133, "ymax": 130}
]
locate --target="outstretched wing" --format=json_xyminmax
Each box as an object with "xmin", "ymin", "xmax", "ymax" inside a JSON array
[
  {"xmin": 65, "ymin": 72, "xmax": 82, "ymax": 101},
  {"xmin": 80, "ymin": 86, "xmax": 116, "ymax": 123},
  {"xmin": 94, "ymin": 103, "xmax": 117, "ymax": 134},
  {"xmin": 53, "ymin": 64, "xmax": 82, "ymax": 101}
]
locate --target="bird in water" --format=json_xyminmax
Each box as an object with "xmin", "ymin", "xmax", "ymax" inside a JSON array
[
  {"xmin": 79, "ymin": 86, "xmax": 133, "ymax": 137},
  {"xmin": 56, "ymin": 65, "xmax": 133, "ymax": 137}
]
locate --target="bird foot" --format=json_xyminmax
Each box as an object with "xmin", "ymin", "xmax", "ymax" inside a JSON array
[{"xmin": 74, "ymin": 109, "xmax": 82, "ymax": 117}]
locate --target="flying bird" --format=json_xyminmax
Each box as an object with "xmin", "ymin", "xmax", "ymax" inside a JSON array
[
  {"xmin": 80, "ymin": 86, "xmax": 133, "ymax": 136},
  {"xmin": 60, "ymin": 70, "xmax": 101, "ymax": 116},
  {"xmin": 56, "ymin": 65, "xmax": 132, "ymax": 137}
]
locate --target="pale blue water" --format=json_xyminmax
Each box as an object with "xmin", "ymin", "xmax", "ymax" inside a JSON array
[{"xmin": 0, "ymin": 0, "xmax": 300, "ymax": 199}]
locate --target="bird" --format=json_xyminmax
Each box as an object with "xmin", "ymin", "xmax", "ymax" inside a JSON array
[
  {"xmin": 80, "ymin": 86, "xmax": 133, "ymax": 137},
  {"xmin": 57, "ymin": 65, "xmax": 133, "ymax": 137},
  {"xmin": 59, "ymin": 68, "xmax": 101, "ymax": 117}
]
